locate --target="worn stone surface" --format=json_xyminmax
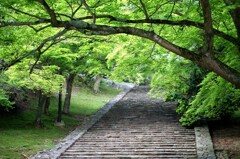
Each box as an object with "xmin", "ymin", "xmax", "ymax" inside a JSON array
[
  {"xmin": 59, "ymin": 86, "xmax": 197, "ymax": 158},
  {"xmin": 195, "ymin": 125, "xmax": 216, "ymax": 159},
  {"xmin": 31, "ymin": 86, "xmax": 216, "ymax": 159},
  {"xmin": 30, "ymin": 87, "xmax": 133, "ymax": 159}
]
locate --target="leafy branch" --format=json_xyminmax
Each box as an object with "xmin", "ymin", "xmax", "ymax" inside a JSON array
[
  {"xmin": 0, "ymin": 20, "xmax": 50, "ymax": 28},
  {"xmin": 75, "ymin": 15, "xmax": 239, "ymax": 46},
  {"xmin": 0, "ymin": 14, "xmax": 238, "ymax": 46},
  {"xmin": 1, "ymin": 29, "xmax": 68, "ymax": 71}
]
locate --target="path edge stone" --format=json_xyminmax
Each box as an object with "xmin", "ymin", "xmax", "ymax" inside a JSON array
[
  {"xmin": 30, "ymin": 86, "xmax": 134, "ymax": 159},
  {"xmin": 195, "ymin": 124, "xmax": 216, "ymax": 159}
]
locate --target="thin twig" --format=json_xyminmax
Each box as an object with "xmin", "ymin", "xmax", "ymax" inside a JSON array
[
  {"xmin": 72, "ymin": 3, "xmax": 83, "ymax": 17},
  {"xmin": 65, "ymin": 0, "xmax": 74, "ymax": 16},
  {"xmin": 149, "ymin": 1, "xmax": 170, "ymax": 18},
  {"xmin": 30, "ymin": 36, "xmax": 67, "ymax": 73},
  {"xmin": 6, "ymin": 5, "xmax": 43, "ymax": 19},
  {"xmin": 80, "ymin": 0, "xmax": 96, "ymax": 23},
  {"xmin": 28, "ymin": 24, "xmax": 51, "ymax": 32},
  {"xmin": 139, "ymin": 0, "xmax": 149, "ymax": 19}
]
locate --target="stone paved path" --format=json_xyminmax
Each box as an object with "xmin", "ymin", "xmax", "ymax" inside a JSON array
[{"xmin": 59, "ymin": 86, "xmax": 197, "ymax": 158}]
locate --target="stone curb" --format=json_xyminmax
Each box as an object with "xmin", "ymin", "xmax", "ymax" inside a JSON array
[
  {"xmin": 195, "ymin": 124, "xmax": 216, "ymax": 159},
  {"xmin": 30, "ymin": 86, "xmax": 134, "ymax": 159}
]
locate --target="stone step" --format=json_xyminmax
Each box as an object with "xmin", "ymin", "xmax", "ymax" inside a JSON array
[
  {"xmin": 60, "ymin": 155, "xmax": 197, "ymax": 158},
  {"xmin": 76, "ymin": 136, "xmax": 195, "ymax": 143},
  {"xmin": 81, "ymin": 135, "xmax": 195, "ymax": 138},
  {"xmin": 59, "ymin": 86, "xmax": 197, "ymax": 158},
  {"xmin": 66, "ymin": 148, "xmax": 196, "ymax": 152},
  {"xmin": 73, "ymin": 141, "xmax": 196, "ymax": 145},
  {"xmin": 62, "ymin": 151, "xmax": 196, "ymax": 155},
  {"xmin": 69, "ymin": 147, "xmax": 196, "ymax": 150},
  {"xmin": 72, "ymin": 142, "xmax": 195, "ymax": 148},
  {"xmin": 83, "ymin": 132, "xmax": 195, "ymax": 136}
]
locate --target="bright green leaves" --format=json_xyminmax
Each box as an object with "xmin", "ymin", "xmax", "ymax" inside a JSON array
[
  {"xmin": 210, "ymin": 0, "xmax": 236, "ymax": 37},
  {"xmin": 180, "ymin": 72, "xmax": 240, "ymax": 126},
  {"xmin": 0, "ymin": 0, "xmax": 239, "ymax": 126},
  {"xmin": 107, "ymin": 35, "xmax": 156, "ymax": 84},
  {"xmin": 151, "ymin": 56, "xmax": 202, "ymax": 98},
  {"xmin": 0, "ymin": 88, "xmax": 14, "ymax": 108},
  {"xmin": 83, "ymin": 39, "xmax": 113, "ymax": 76},
  {"xmin": 5, "ymin": 60, "xmax": 64, "ymax": 95},
  {"xmin": 0, "ymin": 0, "xmax": 46, "ymax": 22},
  {"xmin": 0, "ymin": 27, "xmax": 36, "ymax": 66},
  {"xmin": 0, "ymin": 73, "xmax": 14, "ymax": 108}
]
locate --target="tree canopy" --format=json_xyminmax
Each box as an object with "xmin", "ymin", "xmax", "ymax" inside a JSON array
[
  {"xmin": 0, "ymin": 0, "xmax": 240, "ymax": 125},
  {"xmin": 0, "ymin": 0, "xmax": 240, "ymax": 86}
]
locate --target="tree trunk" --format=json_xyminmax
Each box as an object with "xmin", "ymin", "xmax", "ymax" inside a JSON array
[
  {"xmin": 35, "ymin": 90, "xmax": 46, "ymax": 127},
  {"xmin": 93, "ymin": 75, "xmax": 101, "ymax": 93},
  {"xmin": 44, "ymin": 96, "xmax": 50, "ymax": 115},
  {"xmin": 63, "ymin": 73, "xmax": 76, "ymax": 114},
  {"xmin": 196, "ymin": 55, "xmax": 240, "ymax": 88},
  {"xmin": 57, "ymin": 86, "xmax": 63, "ymax": 122},
  {"xmin": 200, "ymin": 0, "xmax": 214, "ymax": 52},
  {"xmin": 224, "ymin": 0, "xmax": 240, "ymax": 51}
]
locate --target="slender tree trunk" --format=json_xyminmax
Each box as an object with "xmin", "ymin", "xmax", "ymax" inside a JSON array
[
  {"xmin": 224, "ymin": 0, "xmax": 240, "ymax": 51},
  {"xmin": 35, "ymin": 90, "xmax": 46, "ymax": 127},
  {"xmin": 57, "ymin": 85, "xmax": 63, "ymax": 122},
  {"xmin": 44, "ymin": 96, "xmax": 51, "ymax": 115},
  {"xmin": 93, "ymin": 75, "xmax": 101, "ymax": 93},
  {"xmin": 63, "ymin": 74, "xmax": 76, "ymax": 114}
]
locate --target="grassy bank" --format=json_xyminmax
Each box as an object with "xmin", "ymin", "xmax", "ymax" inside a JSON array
[{"xmin": 0, "ymin": 84, "xmax": 120, "ymax": 159}]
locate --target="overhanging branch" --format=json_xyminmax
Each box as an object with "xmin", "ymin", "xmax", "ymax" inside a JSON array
[
  {"xmin": 0, "ymin": 13, "xmax": 238, "ymax": 46},
  {"xmin": 2, "ymin": 29, "xmax": 68, "ymax": 70},
  {"xmin": 75, "ymin": 15, "xmax": 239, "ymax": 46},
  {"xmin": 0, "ymin": 20, "xmax": 50, "ymax": 28},
  {"xmin": 59, "ymin": 20, "xmax": 240, "ymax": 88},
  {"xmin": 6, "ymin": 5, "xmax": 43, "ymax": 20}
]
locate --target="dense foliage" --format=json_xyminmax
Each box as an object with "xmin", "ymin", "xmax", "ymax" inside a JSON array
[{"xmin": 0, "ymin": 0, "xmax": 240, "ymax": 126}]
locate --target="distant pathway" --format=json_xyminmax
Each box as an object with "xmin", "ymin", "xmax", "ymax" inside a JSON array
[{"xmin": 59, "ymin": 86, "xmax": 197, "ymax": 158}]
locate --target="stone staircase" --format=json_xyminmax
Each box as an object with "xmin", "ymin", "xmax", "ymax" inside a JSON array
[{"xmin": 59, "ymin": 86, "xmax": 197, "ymax": 158}]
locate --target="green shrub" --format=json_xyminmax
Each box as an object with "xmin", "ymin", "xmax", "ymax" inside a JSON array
[
  {"xmin": 180, "ymin": 73, "xmax": 240, "ymax": 126},
  {"xmin": 0, "ymin": 88, "xmax": 14, "ymax": 109}
]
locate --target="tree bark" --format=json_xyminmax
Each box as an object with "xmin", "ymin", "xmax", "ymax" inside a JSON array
[
  {"xmin": 35, "ymin": 90, "xmax": 46, "ymax": 127},
  {"xmin": 196, "ymin": 55, "xmax": 240, "ymax": 89},
  {"xmin": 63, "ymin": 73, "xmax": 76, "ymax": 114},
  {"xmin": 57, "ymin": 85, "xmax": 63, "ymax": 122},
  {"xmin": 93, "ymin": 75, "xmax": 101, "ymax": 93},
  {"xmin": 44, "ymin": 96, "xmax": 50, "ymax": 115},
  {"xmin": 224, "ymin": 0, "xmax": 240, "ymax": 51},
  {"xmin": 200, "ymin": 0, "xmax": 214, "ymax": 53}
]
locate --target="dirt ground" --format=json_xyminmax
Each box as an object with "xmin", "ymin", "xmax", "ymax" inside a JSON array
[{"xmin": 209, "ymin": 120, "xmax": 240, "ymax": 159}]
